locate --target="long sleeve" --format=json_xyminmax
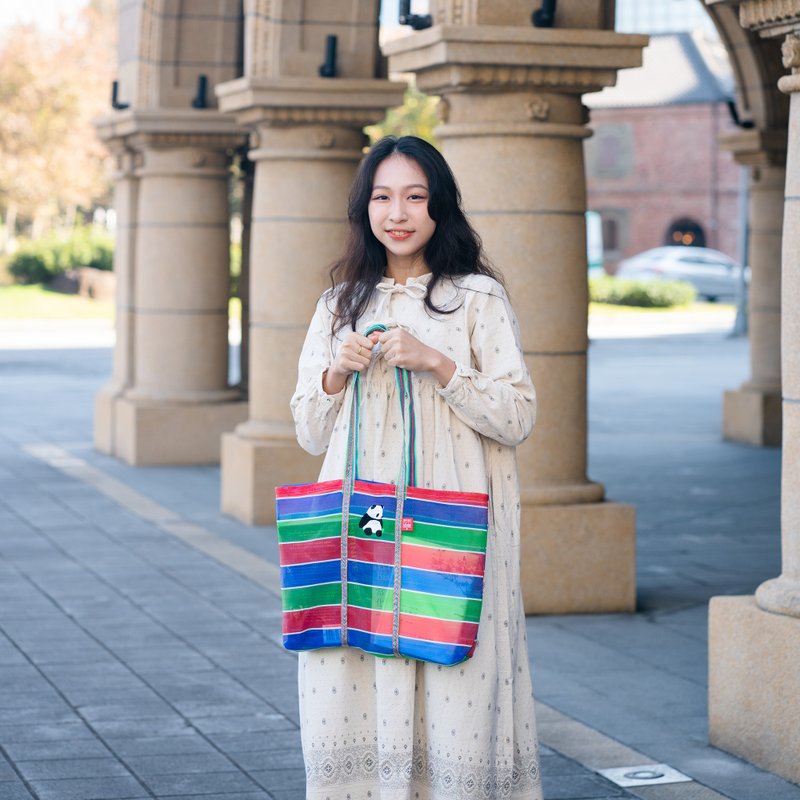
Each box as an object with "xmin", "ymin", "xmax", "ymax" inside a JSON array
[
  {"xmin": 290, "ymin": 293, "xmax": 347, "ymax": 456},
  {"xmin": 436, "ymin": 285, "xmax": 536, "ymax": 447}
]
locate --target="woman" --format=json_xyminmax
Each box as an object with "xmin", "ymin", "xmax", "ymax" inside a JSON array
[{"xmin": 290, "ymin": 135, "xmax": 543, "ymax": 800}]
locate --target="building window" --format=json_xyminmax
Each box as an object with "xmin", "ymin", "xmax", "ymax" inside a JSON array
[
  {"xmin": 602, "ymin": 218, "xmax": 619, "ymax": 251},
  {"xmin": 594, "ymin": 208, "xmax": 628, "ymax": 263},
  {"xmin": 585, "ymin": 124, "xmax": 634, "ymax": 180},
  {"xmin": 665, "ymin": 218, "xmax": 706, "ymax": 247}
]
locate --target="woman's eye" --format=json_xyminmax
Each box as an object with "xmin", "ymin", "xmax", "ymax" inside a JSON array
[
  {"xmin": 371, "ymin": 194, "xmax": 388, "ymax": 201},
  {"xmin": 409, "ymin": 194, "xmax": 427, "ymax": 201}
]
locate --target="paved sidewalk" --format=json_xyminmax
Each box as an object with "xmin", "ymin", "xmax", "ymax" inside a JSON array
[{"xmin": 0, "ymin": 321, "xmax": 796, "ymax": 800}]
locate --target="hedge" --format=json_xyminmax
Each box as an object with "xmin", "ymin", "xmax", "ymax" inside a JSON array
[
  {"xmin": 589, "ymin": 275, "xmax": 697, "ymax": 308},
  {"xmin": 9, "ymin": 227, "xmax": 114, "ymax": 285}
]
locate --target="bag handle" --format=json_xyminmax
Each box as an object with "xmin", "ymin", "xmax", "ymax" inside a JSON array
[{"xmin": 346, "ymin": 323, "xmax": 417, "ymax": 490}]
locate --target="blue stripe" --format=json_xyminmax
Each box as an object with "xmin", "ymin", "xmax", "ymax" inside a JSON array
[
  {"xmin": 277, "ymin": 491, "xmax": 343, "ymax": 519},
  {"xmin": 284, "ymin": 628, "xmax": 342, "ymax": 651},
  {"xmin": 347, "ymin": 560, "xmax": 395, "ymax": 588},
  {"xmin": 401, "ymin": 567, "xmax": 483, "ymax": 600},
  {"xmin": 403, "ymin": 497, "xmax": 488, "ymax": 528},
  {"xmin": 346, "ymin": 627, "xmax": 394, "ymax": 656},
  {"xmin": 398, "ymin": 637, "xmax": 470, "ymax": 665},
  {"xmin": 281, "ymin": 560, "xmax": 340, "ymax": 588}
]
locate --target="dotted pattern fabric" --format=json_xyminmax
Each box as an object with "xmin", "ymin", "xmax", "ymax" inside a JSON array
[{"xmin": 290, "ymin": 273, "xmax": 544, "ymax": 800}]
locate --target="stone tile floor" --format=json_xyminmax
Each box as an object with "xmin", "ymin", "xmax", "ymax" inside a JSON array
[{"xmin": 0, "ymin": 325, "xmax": 797, "ymax": 800}]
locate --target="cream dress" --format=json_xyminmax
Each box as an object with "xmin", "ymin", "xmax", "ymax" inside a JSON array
[{"xmin": 290, "ymin": 272, "xmax": 543, "ymax": 800}]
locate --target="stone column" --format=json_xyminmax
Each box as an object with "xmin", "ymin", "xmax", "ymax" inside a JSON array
[
  {"xmin": 722, "ymin": 130, "xmax": 786, "ymax": 446},
  {"xmin": 709, "ymin": 25, "xmax": 800, "ymax": 784},
  {"xmin": 216, "ymin": 80, "xmax": 405, "ymax": 524},
  {"xmin": 93, "ymin": 110, "xmax": 249, "ymax": 465},
  {"xmin": 385, "ymin": 25, "xmax": 647, "ymax": 613},
  {"xmin": 93, "ymin": 136, "xmax": 138, "ymax": 454}
]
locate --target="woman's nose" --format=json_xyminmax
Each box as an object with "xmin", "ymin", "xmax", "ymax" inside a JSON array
[{"xmin": 388, "ymin": 200, "xmax": 407, "ymax": 222}]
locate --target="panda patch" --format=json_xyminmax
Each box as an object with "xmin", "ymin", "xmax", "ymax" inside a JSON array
[{"xmin": 359, "ymin": 504, "xmax": 384, "ymax": 537}]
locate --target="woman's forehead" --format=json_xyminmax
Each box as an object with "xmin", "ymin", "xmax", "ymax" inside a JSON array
[{"xmin": 372, "ymin": 154, "xmax": 428, "ymax": 187}]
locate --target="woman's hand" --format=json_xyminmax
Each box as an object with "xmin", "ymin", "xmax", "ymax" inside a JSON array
[
  {"xmin": 378, "ymin": 328, "xmax": 456, "ymax": 387},
  {"xmin": 323, "ymin": 331, "xmax": 376, "ymax": 395}
]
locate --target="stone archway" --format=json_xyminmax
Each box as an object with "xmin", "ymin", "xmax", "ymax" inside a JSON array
[
  {"xmin": 703, "ymin": 0, "xmax": 787, "ymax": 446},
  {"xmin": 702, "ymin": 0, "xmax": 800, "ymax": 786}
]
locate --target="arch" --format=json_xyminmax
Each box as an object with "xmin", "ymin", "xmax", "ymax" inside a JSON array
[
  {"xmin": 702, "ymin": 2, "xmax": 788, "ymax": 132},
  {"xmin": 664, "ymin": 217, "xmax": 707, "ymax": 247}
]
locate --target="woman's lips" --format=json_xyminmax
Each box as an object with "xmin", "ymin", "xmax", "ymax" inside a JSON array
[{"xmin": 386, "ymin": 229, "xmax": 413, "ymax": 240}]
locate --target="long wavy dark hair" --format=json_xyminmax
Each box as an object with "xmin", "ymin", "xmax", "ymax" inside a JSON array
[{"xmin": 329, "ymin": 135, "xmax": 503, "ymax": 333}]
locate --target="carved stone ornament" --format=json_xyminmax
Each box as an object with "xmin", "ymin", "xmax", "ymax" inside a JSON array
[
  {"xmin": 526, "ymin": 96, "xmax": 550, "ymax": 121},
  {"xmin": 782, "ymin": 34, "xmax": 800, "ymax": 70},
  {"xmin": 314, "ymin": 130, "xmax": 336, "ymax": 149},
  {"xmin": 741, "ymin": 0, "xmax": 800, "ymax": 30},
  {"xmin": 433, "ymin": 0, "xmax": 478, "ymax": 26},
  {"xmin": 255, "ymin": 107, "xmax": 386, "ymax": 125},
  {"xmin": 419, "ymin": 64, "xmax": 619, "ymax": 95}
]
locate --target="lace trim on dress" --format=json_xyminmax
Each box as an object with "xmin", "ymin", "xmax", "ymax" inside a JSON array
[{"xmin": 305, "ymin": 742, "xmax": 542, "ymax": 799}]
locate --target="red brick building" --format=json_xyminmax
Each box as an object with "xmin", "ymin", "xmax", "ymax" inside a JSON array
[{"xmin": 584, "ymin": 32, "xmax": 742, "ymax": 273}]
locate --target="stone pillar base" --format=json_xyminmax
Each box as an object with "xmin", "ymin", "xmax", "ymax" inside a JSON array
[
  {"xmin": 221, "ymin": 432, "xmax": 323, "ymax": 525},
  {"xmin": 723, "ymin": 387, "xmax": 782, "ymax": 446},
  {"xmin": 113, "ymin": 397, "xmax": 248, "ymax": 465},
  {"xmin": 709, "ymin": 595, "xmax": 800, "ymax": 784},
  {"xmin": 520, "ymin": 501, "xmax": 636, "ymax": 614},
  {"xmin": 94, "ymin": 384, "xmax": 121, "ymax": 455}
]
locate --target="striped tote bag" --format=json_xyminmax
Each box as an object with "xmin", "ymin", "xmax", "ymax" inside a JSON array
[{"xmin": 275, "ymin": 329, "xmax": 489, "ymax": 666}]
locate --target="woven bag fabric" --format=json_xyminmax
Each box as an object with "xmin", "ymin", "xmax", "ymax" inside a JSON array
[{"xmin": 275, "ymin": 326, "xmax": 488, "ymax": 666}]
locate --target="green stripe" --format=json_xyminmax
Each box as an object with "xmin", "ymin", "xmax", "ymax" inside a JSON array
[
  {"xmin": 347, "ymin": 585, "xmax": 482, "ymax": 622},
  {"xmin": 282, "ymin": 582, "xmax": 341, "ymax": 611},
  {"xmin": 401, "ymin": 520, "xmax": 487, "ymax": 552},
  {"xmin": 277, "ymin": 514, "xmax": 341, "ymax": 543},
  {"xmin": 347, "ymin": 514, "xmax": 396, "ymax": 542},
  {"xmin": 348, "ymin": 583, "xmax": 393, "ymax": 611},
  {"xmin": 400, "ymin": 589, "xmax": 482, "ymax": 622}
]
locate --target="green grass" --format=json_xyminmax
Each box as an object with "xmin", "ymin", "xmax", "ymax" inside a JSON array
[
  {"xmin": 0, "ymin": 284, "xmax": 115, "ymax": 320},
  {"xmin": 0, "ymin": 284, "xmax": 734, "ymax": 323},
  {"xmin": 589, "ymin": 300, "xmax": 735, "ymax": 316}
]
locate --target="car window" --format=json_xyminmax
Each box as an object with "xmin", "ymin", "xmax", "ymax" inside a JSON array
[{"xmin": 679, "ymin": 255, "xmax": 725, "ymax": 267}]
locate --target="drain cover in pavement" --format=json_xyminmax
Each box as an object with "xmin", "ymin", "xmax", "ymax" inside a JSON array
[{"xmin": 597, "ymin": 763, "xmax": 692, "ymax": 787}]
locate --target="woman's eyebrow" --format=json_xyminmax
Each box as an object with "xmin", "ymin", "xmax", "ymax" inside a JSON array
[{"xmin": 371, "ymin": 183, "xmax": 429, "ymax": 191}]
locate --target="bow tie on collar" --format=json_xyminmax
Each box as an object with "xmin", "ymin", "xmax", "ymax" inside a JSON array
[{"xmin": 375, "ymin": 279, "xmax": 429, "ymax": 301}]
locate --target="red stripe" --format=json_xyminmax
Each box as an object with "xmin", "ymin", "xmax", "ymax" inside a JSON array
[
  {"xmin": 401, "ymin": 543, "xmax": 485, "ymax": 576},
  {"xmin": 282, "ymin": 605, "xmax": 341, "ymax": 634},
  {"xmin": 275, "ymin": 479, "xmax": 342, "ymax": 499},
  {"xmin": 348, "ymin": 537, "xmax": 395, "ymax": 565},
  {"xmin": 348, "ymin": 604, "xmax": 393, "ymax": 636},
  {"xmin": 279, "ymin": 538, "xmax": 340, "ymax": 567},
  {"xmin": 406, "ymin": 486, "xmax": 489, "ymax": 506},
  {"xmin": 353, "ymin": 480, "xmax": 396, "ymax": 497},
  {"xmin": 399, "ymin": 614, "xmax": 479, "ymax": 645}
]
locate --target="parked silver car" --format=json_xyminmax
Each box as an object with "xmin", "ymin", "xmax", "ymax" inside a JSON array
[{"xmin": 615, "ymin": 246, "xmax": 747, "ymax": 302}]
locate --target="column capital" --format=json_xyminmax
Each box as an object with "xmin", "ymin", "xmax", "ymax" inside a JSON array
[
  {"xmin": 95, "ymin": 109, "xmax": 248, "ymax": 153},
  {"xmin": 215, "ymin": 76, "xmax": 406, "ymax": 129},
  {"xmin": 719, "ymin": 127, "xmax": 788, "ymax": 166},
  {"xmin": 383, "ymin": 26, "xmax": 648, "ymax": 97}
]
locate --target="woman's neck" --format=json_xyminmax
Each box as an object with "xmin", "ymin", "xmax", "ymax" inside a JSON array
[{"xmin": 384, "ymin": 253, "xmax": 431, "ymax": 285}]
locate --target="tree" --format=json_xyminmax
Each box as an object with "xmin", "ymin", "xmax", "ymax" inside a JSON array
[
  {"xmin": 0, "ymin": 1, "xmax": 116, "ymax": 246},
  {"xmin": 365, "ymin": 82, "xmax": 442, "ymax": 147}
]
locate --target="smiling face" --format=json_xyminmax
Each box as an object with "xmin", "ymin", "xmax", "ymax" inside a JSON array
[{"xmin": 368, "ymin": 154, "xmax": 436, "ymax": 274}]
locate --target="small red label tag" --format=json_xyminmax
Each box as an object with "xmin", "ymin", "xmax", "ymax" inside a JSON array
[{"xmin": 401, "ymin": 517, "xmax": 414, "ymax": 532}]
